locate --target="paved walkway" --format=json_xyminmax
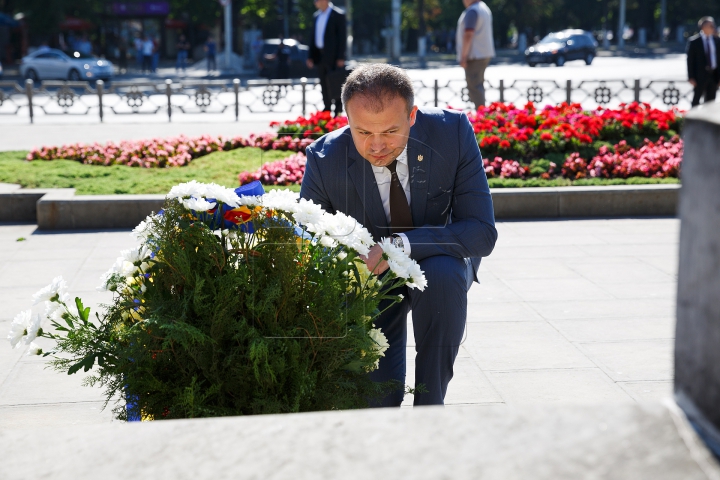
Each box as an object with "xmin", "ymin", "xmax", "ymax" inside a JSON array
[{"xmin": 0, "ymin": 217, "xmax": 678, "ymax": 426}]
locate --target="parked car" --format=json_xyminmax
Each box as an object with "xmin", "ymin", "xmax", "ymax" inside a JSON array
[
  {"xmin": 525, "ymin": 29, "xmax": 598, "ymax": 67},
  {"xmin": 20, "ymin": 49, "xmax": 114, "ymax": 82},
  {"xmin": 258, "ymin": 39, "xmax": 315, "ymax": 79}
]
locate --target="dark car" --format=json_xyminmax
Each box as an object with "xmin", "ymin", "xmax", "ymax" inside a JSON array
[
  {"xmin": 525, "ymin": 29, "xmax": 598, "ymax": 67},
  {"xmin": 258, "ymin": 39, "xmax": 315, "ymax": 79}
]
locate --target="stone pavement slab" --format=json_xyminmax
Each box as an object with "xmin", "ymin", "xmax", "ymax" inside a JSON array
[
  {"xmin": 2, "ymin": 403, "xmax": 718, "ymax": 480},
  {"xmin": 0, "ymin": 217, "xmax": 679, "ymax": 424}
]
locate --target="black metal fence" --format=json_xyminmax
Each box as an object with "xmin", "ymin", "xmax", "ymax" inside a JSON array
[{"xmin": 0, "ymin": 77, "xmax": 692, "ymax": 124}]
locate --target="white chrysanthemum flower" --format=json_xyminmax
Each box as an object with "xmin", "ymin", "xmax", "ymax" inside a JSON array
[
  {"xmin": 166, "ymin": 180, "xmax": 206, "ymax": 200},
  {"xmin": 97, "ymin": 270, "xmax": 115, "ymax": 292},
  {"xmin": 44, "ymin": 291, "xmax": 70, "ymax": 317},
  {"xmin": 8, "ymin": 310, "xmax": 31, "ymax": 348},
  {"xmin": 319, "ymin": 236, "xmax": 338, "ymax": 248},
  {"xmin": 32, "ymin": 276, "xmax": 68, "ymax": 306},
  {"xmin": 24, "ymin": 314, "xmax": 42, "ymax": 344},
  {"xmin": 378, "ymin": 238, "xmax": 427, "ymax": 291},
  {"xmin": 123, "ymin": 245, "xmax": 150, "ymax": 265},
  {"xmin": 98, "ymin": 245, "xmax": 152, "ymax": 290},
  {"xmin": 368, "ymin": 328, "xmax": 389, "ymax": 368},
  {"xmin": 405, "ymin": 261, "xmax": 427, "ymax": 291},
  {"xmin": 261, "ymin": 189, "xmax": 300, "ymax": 213},
  {"xmin": 320, "ymin": 211, "xmax": 374, "ymax": 256},
  {"xmin": 27, "ymin": 342, "xmax": 42, "ymax": 356},
  {"xmin": 47, "ymin": 305, "xmax": 66, "ymax": 323},
  {"xmin": 181, "ymin": 197, "xmax": 216, "ymax": 212},
  {"xmin": 203, "ymin": 183, "xmax": 241, "ymax": 208},
  {"xmin": 237, "ymin": 195, "xmax": 262, "ymax": 206},
  {"xmin": 131, "ymin": 214, "xmax": 159, "ymax": 241},
  {"xmin": 292, "ymin": 198, "xmax": 325, "ymax": 231}
]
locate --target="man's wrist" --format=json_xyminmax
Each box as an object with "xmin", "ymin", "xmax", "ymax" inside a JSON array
[{"xmin": 392, "ymin": 233, "xmax": 411, "ymax": 256}]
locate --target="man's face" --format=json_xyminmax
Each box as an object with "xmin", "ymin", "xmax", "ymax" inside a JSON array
[
  {"xmin": 346, "ymin": 95, "xmax": 418, "ymax": 168},
  {"xmin": 314, "ymin": 0, "xmax": 329, "ymax": 11},
  {"xmin": 702, "ymin": 22, "xmax": 717, "ymax": 36}
]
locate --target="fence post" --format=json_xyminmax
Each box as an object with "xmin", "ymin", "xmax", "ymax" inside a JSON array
[
  {"xmin": 499, "ymin": 79, "xmax": 504, "ymax": 103},
  {"xmin": 233, "ymin": 78, "xmax": 240, "ymax": 122},
  {"xmin": 96, "ymin": 80, "xmax": 104, "ymax": 123},
  {"xmin": 634, "ymin": 79, "xmax": 641, "ymax": 103},
  {"xmin": 434, "ymin": 79, "xmax": 439, "ymax": 108},
  {"xmin": 165, "ymin": 79, "xmax": 172, "ymax": 122},
  {"xmin": 301, "ymin": 77, "xmax": 307, "ymax": 117},
  {"xmin": 25, "ymin": 79, "xmax": 34, "ymax": 124},
  {"xmin": 566, "ymin": 80, "xmax": 572, "ymax": 104}
]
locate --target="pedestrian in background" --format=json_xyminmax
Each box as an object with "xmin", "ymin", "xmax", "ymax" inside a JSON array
[
  {"xmin": 151, "ymin": 36, "xmax": 160, "ymax": 73},
  {"xmin": 134, "ymin": 35, "xmax": 144, "ymax": 71},
  {"xmin": 205, "ymin": 36, "xmax": 217, "ymax": 73},
  {"xmin": 176, "ymin": 34, "xmax": 190, "ymax": 73},
  {"xmin": 687, "ymin": 16, "xmax": 720, "ymax": 107},
  {"xmin": 307, "ymin": 0, "xmax": 346, "ymax": 115},
  {"xmin": 265, "ymin": 35, "xmax": 291, "ymax": 79},
  {"xmin": 118, "ymin": 37, "xmax": 128, "ymax": 74},
  {"xmin": 141, "ymin": 35, "xmax": 154, "ymax": 73},
  {"xmin": 457, "ymin": 0, "xmax": 495, "ymax": 109}
]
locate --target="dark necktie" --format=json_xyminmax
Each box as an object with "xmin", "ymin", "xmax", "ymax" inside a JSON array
[
  {"xmin": 386, "ymin": 160, "xmax": 413, "ymax": 234},
  {"xmin": 706, "ymin": 37, "xmax": 713, "ymax": 70}
]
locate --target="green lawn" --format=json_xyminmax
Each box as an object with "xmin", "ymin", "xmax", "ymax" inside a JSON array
[
  {"xmin": 0, "ymin": 149, "xmax": 294, "ymax": 195},
  {"xmin": 0, "ymin": 149, "xmax": 679, "ymax": 195}
]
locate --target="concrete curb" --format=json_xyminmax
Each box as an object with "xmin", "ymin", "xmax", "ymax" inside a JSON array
[
  {"xmin": 0, "ymin": 183, "xmax": 680, "ymax": 230},
  {"xmin": 491, "ymin": 184, "xmax": 680, "ymax": 219}
]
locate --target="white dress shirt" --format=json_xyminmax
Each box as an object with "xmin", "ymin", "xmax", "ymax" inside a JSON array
[
  {"xmin": 701, "ymin": 31, "xmax": 717, "ymax": 70},
  {"xmin": 372, "ymin": 146, "xmax": 412, "ymax": 254},
  {"xmin": 315, "ymin": 3, "xmax": 334, "ymax": 49}
]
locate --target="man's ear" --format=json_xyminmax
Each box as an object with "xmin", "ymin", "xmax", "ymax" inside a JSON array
[{"xmin": 409, "ymin": 105, "xmax": 419, "ymax": 127}]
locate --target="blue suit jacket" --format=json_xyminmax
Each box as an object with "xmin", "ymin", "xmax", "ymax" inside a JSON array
[{"xmin": 300, "ymin": 107, "xmax": 497, "ymax": 281}]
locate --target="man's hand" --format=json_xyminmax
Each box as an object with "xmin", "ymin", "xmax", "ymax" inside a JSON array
[
  {"xmin": 689, "ymin": 78, "xmax": 697, "ymax": 87},
  {"xmin": 336, "ymin": 59, "xmax": 345, "ymax": 68},
  {"xmin": 360, "ymin": 244, "xmax": 389, "ymax": 275},
  {"xmin": 460, "ymin": 56, "xmax": 468, "ymax": 69},
  {"xmin": 306, "ymin": 59, "xmax": 314, "ymax": 69}
]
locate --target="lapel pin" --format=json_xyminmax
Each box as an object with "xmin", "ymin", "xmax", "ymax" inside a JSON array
[{"xmin": 417, "ymin": 155, "xmax": 424, "ymax": 162}]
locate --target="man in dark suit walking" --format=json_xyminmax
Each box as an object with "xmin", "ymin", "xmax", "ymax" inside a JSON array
[
  {"xmin": 300, "ymin": 64, "xmax": 498, "ymax": 406},
  {"xmin": 307, "ymin": 0, "xmax": 347, "ymax": 115},
  {"xmin": 687, "ymin": 17, "xmax": 720, "ymax": 107}
]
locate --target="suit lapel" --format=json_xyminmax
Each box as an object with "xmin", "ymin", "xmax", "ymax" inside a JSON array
[
  {"xmin": 407, "ymin": 121, "xmax": 431, "ymax": 227},
  {"xmin": 346, "ymin": 141, "xmax": 390, "ymax": 240}
]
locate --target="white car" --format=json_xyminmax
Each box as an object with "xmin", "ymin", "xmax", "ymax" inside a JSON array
[{"xmin": 20, "ymin": 48, "xmax": 114, "ymax": 82}]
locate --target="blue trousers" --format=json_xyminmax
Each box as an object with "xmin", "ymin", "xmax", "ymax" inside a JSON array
[
  {"xmin": 368, "ymin": 255, "xmax": 474, "ymax": 407},
  {"xmin": 176, "ymin": 50, "xmax": 188, "ymax": 71}
]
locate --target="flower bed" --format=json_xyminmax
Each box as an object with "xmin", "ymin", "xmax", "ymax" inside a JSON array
[
  {"xmin": 25, "ymin": 102, "xmax": 684, "ymax": 186},
  {"xmin": 238, "ymin": 152, "xmax": 307, "ymax": 186},
  {"xmin": 240, "ymin": 135, "xmax": 683, "ymax": 187},
  {"xmin": 26, "ymin": 133, "xmax": 313, "ymax": 168}
]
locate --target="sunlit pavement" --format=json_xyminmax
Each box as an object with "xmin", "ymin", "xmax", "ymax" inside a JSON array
[{"xmin": 0, "ymin": 216, "xmax": 677, "ymax": 425}]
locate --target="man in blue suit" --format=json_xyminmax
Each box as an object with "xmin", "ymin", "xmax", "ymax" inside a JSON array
[{"xmin": 300, "ymin": 64, "xmax": 497, "ymax": 406}]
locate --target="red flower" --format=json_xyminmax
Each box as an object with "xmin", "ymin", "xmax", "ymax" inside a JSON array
[
  {"xmin": 499, "ymin": 140, "xmax": 511, "ymax": 149},
  {"xmin": 540, "ymin": 132, "xmax": 553, "ymax": 141}
]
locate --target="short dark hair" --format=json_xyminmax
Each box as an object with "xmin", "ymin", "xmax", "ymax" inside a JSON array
[
  {"xmin": 699, "ymin": 16, "xmax": 716, "ymax": 29},
  {"xmin": 341, "ymin": 64, "xmax": 415, "ymax": 115}
]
